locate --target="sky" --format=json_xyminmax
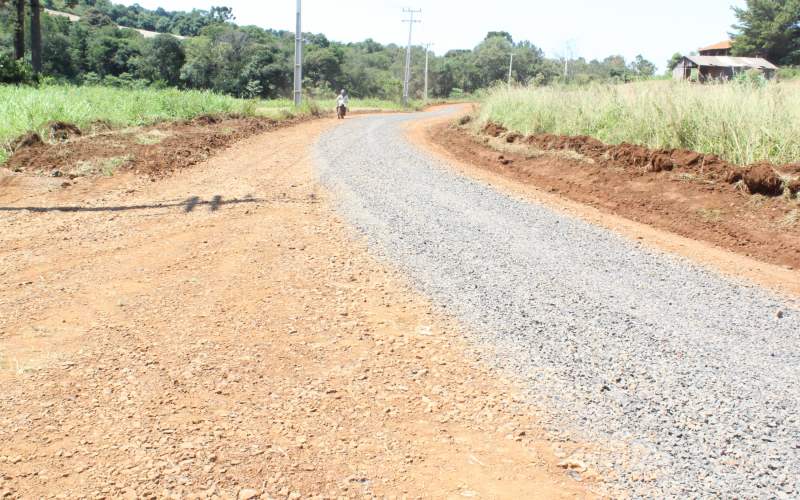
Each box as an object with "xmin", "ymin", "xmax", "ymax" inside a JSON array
[{"xmin": 115, "ymin": 0, "xmax": 748, "ymax": 72}]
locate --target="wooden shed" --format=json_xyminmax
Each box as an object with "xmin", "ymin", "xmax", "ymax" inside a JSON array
[{"xmin": 672, "ymin": 55, "xmax": 777, "ymax": 82}]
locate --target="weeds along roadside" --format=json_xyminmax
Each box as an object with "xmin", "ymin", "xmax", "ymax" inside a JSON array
[
  {"xmin": 473, "ymin": 80, "xmax": 800, "ymax": 167},
  {"xmin": 0, "ymin": 85, "xmax": 259, "ymax": 163},
  {"xmin": 0, "ymin": 85, "xmax": 432, "ymax": 165}
]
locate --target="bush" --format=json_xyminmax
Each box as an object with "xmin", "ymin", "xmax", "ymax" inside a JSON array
[
  {"xmin": 0, "ymin": 54, "xmax": 36, "ymax": 85},
  {"xmin": 733, "ymin": 68, "xmax": 767, "ymax": 88}
]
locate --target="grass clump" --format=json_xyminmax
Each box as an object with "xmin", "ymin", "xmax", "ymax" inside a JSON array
[
  {"xmin": 74, "ymin": 154, "xmax": 134, "ymax": 177},
  {"xmin": 475, "ymin": 81, "xmax": 800, "ymax": 166}
]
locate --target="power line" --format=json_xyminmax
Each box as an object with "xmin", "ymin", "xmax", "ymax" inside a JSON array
[
  {"xmin": 375, "ymin": 0, "xmax": 404, "ymax": 7},
  {"xmin": 362, "ymin": 0, "xmax": 395, "ymax": 8},
  {"xmin": 413, "ymin": 22, "xmax": 425, "ymax": 45}
]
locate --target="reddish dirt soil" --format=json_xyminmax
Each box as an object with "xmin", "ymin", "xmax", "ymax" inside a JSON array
[
  {"xmin": 0, "ymin": 117, "xmax": 603, "ymax": 500},
  {"xmin": 429, "ymin": 120, "xmax": 800, "ymax": 270}
]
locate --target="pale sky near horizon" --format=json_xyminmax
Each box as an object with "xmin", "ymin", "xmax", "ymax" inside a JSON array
[{"xmin": 115, "ymin": 0, "xmax": 748, "ymax": 72}]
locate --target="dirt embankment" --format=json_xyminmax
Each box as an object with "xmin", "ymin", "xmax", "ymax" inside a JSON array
[
  {"xmin": 432, "ymin": 119, "xmax": 800, "ymax": 270},
  {"xmin": 3, "ymin": 113, "xmax": 324, "ymax": 185}
]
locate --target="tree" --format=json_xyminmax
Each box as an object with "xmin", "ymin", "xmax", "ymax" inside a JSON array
[
  {"xmin": 208, "ymin": 6, "xmax": 234, "ymax": 24},
  {"xmin": 629, "ymin": 54, "xmax": 656, "ymax": 76},
  {"xmin": 131, "ymin": 34, "xmax": 184, "ymax": 86},
  {"xmin": 730, "ymin": 0, "xmax": 800, "ymax": 64},
  {"xmin": 666, "ymin": 52, "xmax": 683, "ymax": 73},
  {"xmin": 30, "ymin": 0, "xmax": 41, "ymax": 72},
  {"xmin": 13, "ymin": 0, "xmax": 23, "ymax": 59},
  {"xmin": 485, "ymin": 31, "xmax": 513, "ymax": 45}
]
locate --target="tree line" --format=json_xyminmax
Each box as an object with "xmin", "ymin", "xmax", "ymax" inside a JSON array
[{"xmin": 0, "ymin": 0, "xmax": 662, "ymax": 98}]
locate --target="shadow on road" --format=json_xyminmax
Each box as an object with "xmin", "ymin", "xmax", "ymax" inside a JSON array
[{"xmin": 1, "ymin": 195, "xmax": 319, "ymax": 214}]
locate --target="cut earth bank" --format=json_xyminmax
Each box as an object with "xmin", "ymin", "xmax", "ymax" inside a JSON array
[
  {"xmin": 0, "ymin": 113, "xmax": 602, "ymax": 500},
  {"xmin": 426, "ymin": 116, "xmax": 800, "ymax": 276}
]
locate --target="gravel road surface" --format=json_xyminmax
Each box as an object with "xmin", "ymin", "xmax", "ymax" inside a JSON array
[{"xmin": 314, "ymin": 108, "xmax": 800, "ymax": 500}]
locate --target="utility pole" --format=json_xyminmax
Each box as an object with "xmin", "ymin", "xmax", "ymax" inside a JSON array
[
  {"xmin": 293, "ymin": 0, "xmax": 302, "ymax": 106},
  {"xmin": 507, "ymin": 53, "xmax": 516, "ymax": 90},
  {"xmin": 423, "ymin": 43, "xmax": 433, "ymax": 101},
  {"xmin": 402, "ymin": 8, "xmax": 421, "ymax": 104}
]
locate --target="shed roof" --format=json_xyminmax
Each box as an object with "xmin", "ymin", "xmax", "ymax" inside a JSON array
[
  {"xmin": 682, "ymin": 55, "xmax": 777, "ymax": 70},
  {"xmin": 699, "ymin": 41, "xmax": 733, "ymax": 52}
]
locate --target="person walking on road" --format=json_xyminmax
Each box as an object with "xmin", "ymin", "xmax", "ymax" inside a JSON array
[{"xmin": 336, "ymin": 89, "xmax": 350, "ymax": 119}]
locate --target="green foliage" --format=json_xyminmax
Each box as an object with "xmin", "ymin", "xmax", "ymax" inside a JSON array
[
  {"xmin": 245, "ymin": 79, "xmax": 262, "ymax": 98},
  {"xmin": 485, "ymin": 31, "xmax": 514, "ymax": 45},
  {"xmin": 777, "ymin": 66, "xmax": 800, "ymax": 80},
  {"xmin": 0, "ymin": 52, "xmax": 34, "ymax": 83},
  {"xmin": 476, "ymin": 80, "xmax": 800, "ymax": 167},
  {"xmin": 666, "ymin": 52, "xmax": 683, "ymax": 73},
  {"xmin": 628, "ymin": 54, "xmax": 656, "ymax": 76},
  {"xmin": 733, "ymin": 68, "xmax": 767, "ymax": 87},
  {"xmin": 730, "ymin": 0, "xmax": 800, "ymax": 64}
]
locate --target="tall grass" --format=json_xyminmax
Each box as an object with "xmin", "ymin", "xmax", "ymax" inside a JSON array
[
  {"xmin": 0, "ymin": 84, "xmax": 255, "ymax": 147},
  {"xmin": 476, "ymin": 81, "xmax": 800, "ymax": 166}
]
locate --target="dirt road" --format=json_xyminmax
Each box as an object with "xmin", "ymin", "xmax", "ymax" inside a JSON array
[
  {"xmin": 0, "ymin": 114, "xmax": 595, "ymax": 500},
  {"xmin": 314, "ymin": 108, "xmax": 800, "ymax": 500}
]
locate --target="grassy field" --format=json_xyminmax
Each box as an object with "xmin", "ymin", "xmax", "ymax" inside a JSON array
[{"xmin": 476, "ymin": 81, "xmax": 800, "ymax": 166}]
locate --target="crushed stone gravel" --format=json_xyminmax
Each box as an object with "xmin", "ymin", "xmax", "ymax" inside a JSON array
[{"xmin": 314, "ymin": 108, "xmax": 800, "ymax": 500}]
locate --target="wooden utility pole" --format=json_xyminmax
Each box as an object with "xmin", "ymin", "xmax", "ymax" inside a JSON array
[
  {"xmin": 30, "ymin": 0, "xmax": 42, "ymax": 73},
  {"xmin": 423, "ymin": 43, "xmax": 433, "ymax": 101},
  {"xmin": 293, "ymin": 0, "xmax": 302, "ymax": 106},
  {"xmin": 507, "ymin": 53, "xmax": 516, "ymax": 90},
  {"xmin": 402, "ymin": 8, "xmax": 421, "ymax": 104}
]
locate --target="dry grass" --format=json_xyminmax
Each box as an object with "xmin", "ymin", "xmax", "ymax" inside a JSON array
[
  {"xmin": 135, "ymin": 130, "xmax": 170, "ymax": 145},
  {"xmin": 73, "ymin": 154, "xmax": 134, "ymax": 177},
  {"xmin": 785, "ymin": 209, "xmax": 800, "ymax": 225},
  {"xmin": 475, "ymin": 129, "xmax": 595, "ymax": 165}
]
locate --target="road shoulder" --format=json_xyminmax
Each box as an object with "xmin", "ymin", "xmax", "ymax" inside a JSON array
[{"xmin": 406, "ymin": 107, "xmax": 800, "ymax": 303}]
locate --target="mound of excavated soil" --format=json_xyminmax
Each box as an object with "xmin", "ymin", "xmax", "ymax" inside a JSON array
[
  {"xmin": 743, "ymin": 162, "xmax": 785, "ymax": 196},
  {"xmin": 10, "ymin": 130, "xmax": 44, "ymax": 151},
  {"xmin": 433, "ymin": 120, "xmax": 800, "ymax": 269},
  {"xmin": 483, "ymin": 121, "xmax": 797, "ymax": 196},
  {"xmin": 46, "ymin": 121, "xmax": 82, "ymax": 141},
  {"xmin": 4, "ymin": 114, "xmax": 322, "ymax": 181},
  {"xmin": 192, "ymin": 113, "xmax": 224, "ymax": 125}
]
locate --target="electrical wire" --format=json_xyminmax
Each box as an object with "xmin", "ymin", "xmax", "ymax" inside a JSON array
[
  {"xmin": 362, "ymin": 0, "xmax": 394, "ymax": 8},
  {"xmin": 377, "ymin": 0, "xmax": 405, "ymax": 8},
  {"xmin": 414, "ymin": 22, "xmax": 425, "ymax": 45},
  {"xmin": 363, "ymin": 0, "xmax": 404, "ymax": 8}
]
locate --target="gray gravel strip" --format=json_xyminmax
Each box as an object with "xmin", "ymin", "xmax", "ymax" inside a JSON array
[{"xmin": 313, "ymin": 108, "xmax": 800, "ymax": 500}]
